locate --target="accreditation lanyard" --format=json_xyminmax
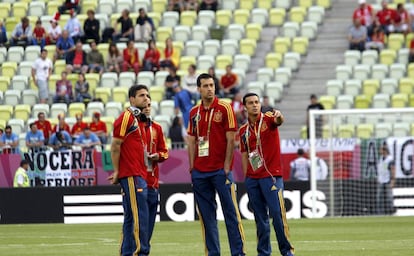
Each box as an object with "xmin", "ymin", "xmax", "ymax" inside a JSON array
[
  {"xmin": 245, "ymin": 114, "xmax": 263, "ymax": 154},
  {"xmin": 148, "ymin": 124, "xmax": 155, "ymax": 175},
  {"xmin": 127, "ymin": 109, "xmax": 147, "ymax": 149},
  {"xmin": 196, "ymin": 105, "xmax": 215, "ymax": 141}
]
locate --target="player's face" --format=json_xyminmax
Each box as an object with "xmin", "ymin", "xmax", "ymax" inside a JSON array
[
  {"xmin": 198, "ymin": 78, "xmax": 215, "ymax": 101},
  {"xmin": 131, "ymin": 89, "xmax": 150, "ymax": 109},
  {"xmin": 244, "ymin": 95, "xmax": 261, "ymax": 116},
  {"xmin": 143, "ymin": 102, "xmax": 151, "ymax": 116}
]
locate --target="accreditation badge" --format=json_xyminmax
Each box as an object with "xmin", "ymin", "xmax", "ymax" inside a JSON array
[
  {"xmin": 198, "ymin": 137, "xmax": 209, "ymax": 157},
  {"xmin": 248, "ymin": 150, "xmax": 263, "ymax": 171},
  {"xmin": 143, "ymin": 151, "xmax": 149, "ymax": 168}
]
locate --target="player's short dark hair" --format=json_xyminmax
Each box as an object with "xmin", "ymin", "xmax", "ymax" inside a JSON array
[
  {"xmin": 297, "ymin": 148, "xmax": 305, "ymax": 155},
  {"xmin": 29, "ymin": 122, "xmax": 36, "ymax": 128},
  {"xmin": 242, "ymin": 92, "xmax": 259, "ymax": 105},
  {"xmin": 310, "ymin": 94, "xmax": 317, "ymax": 100},
  {"xmin": 5, "ymin": 125, "xmax": 12, "ymax": 130},
  {"xmin": 128, "ymin": 84, "xmax": 149, "ymax": 98},
  {"xmin": 196, "ymin": 73, "xmax": 212, "ymax": 87},
  {"xmin": 20, "ymin": 159, "xmax": 29, "ymax": 167}
]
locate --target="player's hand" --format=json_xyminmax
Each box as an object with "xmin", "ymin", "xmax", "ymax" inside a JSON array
[
  {"xmin": 107, "ymin": 171, "xmax": 119, "ymax": 185},
  {"xmin": 272, "ymin": 110, "xmax": 284, "ymax": 125},
  {"xmin": 149, "ymin": 153, "xmax": 159, "ymax": 161}
]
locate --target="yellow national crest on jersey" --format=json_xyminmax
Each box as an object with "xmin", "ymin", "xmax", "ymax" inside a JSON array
[
  {"xmin": 213, "ymin": 111, "xmax": 223, "ymax": 122},
  {"xmin": 261, "ymin": 121, "xmax": 268, "ymax": 132}
]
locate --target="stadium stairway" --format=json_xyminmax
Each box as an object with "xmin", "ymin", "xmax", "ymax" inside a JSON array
[{"xmin": 273, "ymin": 0, "xmax": 356, "ymax": 140}]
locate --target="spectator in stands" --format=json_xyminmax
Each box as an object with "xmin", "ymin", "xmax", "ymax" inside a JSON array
[
  {"xmin": 376, "ymin": 144, "xmax": 396, "ymax": 215},
  {"xmin": 34, "ymin": 112, "xmax": 52, "ymax": 145},
  {"xmin": 32, "ymin": 20, "xmax": 46, "ymax": 49},
  {"xmin": 66, "ymin": 41, "xmax": 89, "ymax": 74},
  {"xmin": 390, "ymin": 3, "xmax": 411, "ymax": 35},
  {"xmin": 55, "ymin": 30, "xmax": 75, "ymax": 62},
  {"xmin": 106, "ymin": 43, "xmax": 123, "ymax": 74},
  {"xmin": 0, "ymin": 125, "xmax": 20, "ymax": 154},
  {"xmin": 408, "ymin": 39, "xmax": 414, "ymax": 63},
  {"xmin": 143, "ymin": 39, "xmax": 160, "ymax": 72},
  {"xmin": 134, "ymin": 8, "xmax": 155, "ymax": 42},
  {"xmin": 64, "ymin": 9, "xmax": 83, "ymax": 43},
  {"xmin": 74, "ymin": 73, "xmax": 92, "ymax": 103},
  {"xmin": 261, "ymin": 95, "xmax": 274, "ymax": 113},
  {"xmin": 26, "ymin": 122, "xmax": 45, "ymax": 152},
  {"xmin": 58, "ymin": 0, "xmax": 81, "ymax": 15},
  {"xmin": 365, "ymin": 24, "xmax": 385, "ymax": 52},
  {"xmin": 231, "ymin": 92, "xmax": 246, "ymax": 127},
  {"xmin": 184, "ymin": 0, "xmax": 199, "ymax": 11},
  {"xmin": 32, "ymin": 48, "xmax": 53, "ymax": 104},
  {"xmin": 71, "ymin": 113, "xmax": 88, "ymax": 138},
  {"xmin": 47, "ymin": 19, "xmax": 62, "ymax": 45},
  {"xmin": 165, "ymin": 66, "xmax": 181, "ymax": 100},
  {"xmin": 168, "ymin": 0, "xmax": 184, "ymax": 14},
  {"xmin": 207, "ymin": 66, "xmax": 222, "ymax": 98},
  {"xmin": 10, "ymin": 17, "xmax": 32, "ymax": 47},
  {"xmin": 122, "ymin": 39, "xmax": 140, "ymax": 74},
  {"xmin": 306, "ymin": 94, "xmax": 324, "ymax": 139},
  {"xmin": 0, "ymin": 20, "xmax": 7, "ymax": 47},
  {"xmin": 183, "ymin": 64, "xmax": 199, "ymax": 99},
  {"xmin": 89, "ymin": 112, "xmax": 107, "ymax": 144},
  {"xmin": 289, "ymin": 148, "xmax": 311, "ymax": 181},
  {"xmin": 169, "ymin": 116, "xmax": 186, "ymax": 149},
  {"xmin": 352, "ymin": 0, "xmax": 374, "ymax": 30},
  {"xmin": 54, "ymin": 71, "xmax": 73, "ymax": 104},
  {"xmin": 348, "ymin": 18, "xmax": 367, "ymax": 52},
  {"xmin": 53, "ymin": 114, "xmax": 71, "ymax": 133},
  {"xmin": 199, "ymin": 0, "xmax": 218, "ymax": 12},
  {"xmin": 160, "ymin": 37, "xmax": 178, "ymax": 70},
  {"xmin": 173, "ymin": 84, "xmax": 193, "ymax": 128},
  {"xmin": 83, "ymin": 9, "xmax": 100, "ymax": 43},
  {"xmin": 87, "ymin": 41, "xmax": 104, "ymax": 75},
  {"xmin": 374, "ymin": 1, "xmax": 395, "ymax": 35},
  {"xmin": 220, "ymin": 64, "xmax": 239, "ymax": 98},
  {"xmin": 74, "ymin": 126, "xmax": 101, "ymax": 149},
  {"xmin": 113, "ymin": 9, "xmax": 134, "ymax": 43},
  {"xmin": 49, "ymin": 130, "xmax": 72, "ymax": 151}
]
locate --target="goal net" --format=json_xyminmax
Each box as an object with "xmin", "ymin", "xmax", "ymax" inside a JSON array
[{"xmin": 308, "ymin": 108, "xmax": 414, "ymax": 218}]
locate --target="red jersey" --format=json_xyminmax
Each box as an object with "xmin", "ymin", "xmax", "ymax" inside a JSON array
[
  {"xmin": 220, "ymin": 73, "xmax": 238, "ymax": 89},
  {"xmin": 376, "ymin": 8, "xmax": 396, "ymax": 25},
  {"xmin": 187, "ymin": 97, "xmax": 237, "ymax": 172},
  {"xmin": 144, "ymin": 48, "xmax": 160, "ymax": 65},
  {"xmin": 144, "ymin": 120, "xmax": 168, "ymax": 189},
  {"xmin": 89, "ymin": 121, "xmax": 107, "ymax": 134},
  {"xmin": 239, "ymin": 112, "xmax": 283, "ymax": 178},
  {"xmin": 71, "ymin": 121, "xmax": 88, "ymax": 135},
  {"xmin": 52, "ymin": 123, "xmax": 70, "ymax": 133},
  {"xmin": 33, "ymin": 27, "xmax": 46, "ymax": 39},
  {"xmin": 35, "ymin": 120, "xmax": 52, "ymax": 139},
  {"xmin": 123, "ymin": 48, "xmax": 140, "ymax": 65},
  {"xmin": 113, "ymin": 110, "xmax": 147, "ymax": 179},
  {"xmin": 353, "ymin": 5, "xmax": 373, "ymax": 26}
]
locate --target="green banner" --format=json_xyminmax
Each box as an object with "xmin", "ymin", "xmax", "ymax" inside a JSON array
[{"xmin": 102, "ymin": 150, "xmax": 114, "ymax": 172}]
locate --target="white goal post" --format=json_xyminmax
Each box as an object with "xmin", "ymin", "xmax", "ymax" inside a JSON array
[{"xmin": 308, "ymin": 108, "xmax": 414, "ymax": 218}]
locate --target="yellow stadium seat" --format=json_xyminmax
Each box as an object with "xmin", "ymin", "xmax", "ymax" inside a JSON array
[
  {"xmin": 0, "ymin": 105, "xmax": 14, "ymax": 122},
  {"xmin": 215, "ymin": 10, "xmax": 232, "ymax": 27},
  {"xmin": 300, "ymin": 125, "xmax": 307, "ymax": 139},
  {"xmin": 14, "ymin": 104, "xmax": 31, "ymax": 121},
  {"xmin": 391, "ymin": 93, "xmax": 408, "ymax": 107},
  {"xmin": 409, "ymin": 94, "xmax": 414, "ymax": 107},
  {"xmin": 269, "ymin": 8, "xmax": 286, "ymax": 26},
  {"xmin": 362, "ymin": 79, "xmax": 380, "ymax": 98},
  {"xmin": 152, "ymin": 0, "xmax": 167, "ymax": 13},
  {"xmin": 54, "ymin": 60, "xmax": 66, "ymax": 75},
  {"xmin": 354, "ymin": 95, "xmax": 371, "ymax": 109},
  {"xmin": 0, "ymin": 76, "xmax": 11, "ymax": 92},
  {"xmin": 380, "ymin": 49, "xmax": 397, "ymax": 65},
  {"xmin": 265, "ymin": 53, "xmax": 283, "ymax": 69},
  {"xmin": 399, "ymin": 78, "xmax": 414, "ymax": 94},
  {"xmin": 112, "ymin": 87, "xmax": 129, "ymax": 103},
  {"xmin": 233, "ymin": 9, "xmax": 250, "ymax": 25},
  {"xmin": 316, "ymin": 0, "xmax": 332, "ymax": 9},
  {"xmin": 44, "ymin": 45, "xmax": 56, "ymax": 61},
  {"xmin": 274, "ymin": 37, "xmax": 291, "ymax": 54},
  {"xmin": 148, "ymin": 12, "xmax": 161, "ymax": 29},
  {"xmin": 67, "ymin": 73, "xmax": 79, "ymax": 87},
  {"xmin": 68, "ymin": 102, "xmax": 86, "ymax": 117},
  {"xmin": 12, "ymin": 2, "xmax": 28, "ymax": 19},
  {"xmin": 337, "ymin": 124, "xmax": 355, "ymax": 138},
  {"xmin": 289, "ymin": 6, "xmax": 307, "ymax": 23},
  {"xmin": 319, "ymin": 95, "xmax": 336, "ymax": 109},
  {"xmin": 84, "ymin": 73, "xmax": 100, "ymax": 93},
  {"xmin": 387, "ymin": 33, "xmax": 404, "ymax": 51},
  {"xmin": 97, "ymin": 43, "xmax": 109, "ymax": 60},
  {"xmin": 156, "ymin": 26, "xmax": 173, "ymax": 43},
  {"xmin": 246, "ymin": 23, "xmax": 262, "ymax": 40},
  {"xmin": 47, "ymin": 1, "xmax": 61, "ymax": 15},
  {"xmin": 94, "ymin": 87, "xmax": 112, "ymax": 103},
  {"xmin": 239, "ymin": 0, "xmax": 255, "ymax": 10},
  {"xmin": 1, "ymin": 62, "xmax": 18, "ymax": 78},
  {"xmin": 0, "ymin": 3, "xmax": 11, "ymax": 20},
  {"xmin": 48, "ymin": 74, "xmax": 60, "ymax": 95},
  {"xmin": 239, "ymin": 39, "xmax": 257, "ymax": 57},
  {"xmin": 101, "ymin": 116, "xmax": 115, "ymax": 135},
  {"xmin": 180, "ymin": 11, "xmax": 197, "ymax": 26},
  {"xmin": 405, "ymin": 32, "xmax": 414, "ymax": 48},
  {"xmin": 257, "ymin": 0, "xmax": 272, "ymax": 10},
  {"xmin": 179, "ymin": 56, "xmax": 196, "ymax": 71},
  {"xmin": 292, "ymin": 37, "xmax": 309, "ymax": 55},
  {"xmin": 5, "ymin": 17, "xmax": 17, "ymax": 33},
  {"xmin": 299, "ymin": 0, "xmax": 313, "ymax": 8},
  {"xmin": 356, "ymin": 124, "xmax": 374, "ymax": 139},
  {"xmin": 149, "ymin": 86, "xmax": 164, "ymax": 103},
  {"xmin": 0, "ymin": 119, "xmax": 5, "ymax": 131},
  {"xmin": 81, "ymin": 0, "xmax": 98, "ymax": 14},
  {"xmin": 407, "ymin": 63, "xmax": 414, "ymax": 79},
  {"xmin": 215, "ymin": 55, "xmax": 233, "ymax": 69}
]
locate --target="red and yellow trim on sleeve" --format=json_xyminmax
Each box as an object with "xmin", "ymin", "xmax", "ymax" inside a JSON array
[
  {"xmin": 119, "ymin": 111, "xmax": 131, "ymax": 137},
  {"xmin": 218, "ymin": 100, "xmax": 236, "ymax": 129}
]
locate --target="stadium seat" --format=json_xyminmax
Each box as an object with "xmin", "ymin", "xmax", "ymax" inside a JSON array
[
  {"xmin": 391, "ymin": 93, "xmax": 408, "ymax": 108},
  {"xmin": 220, "ymin": 39, "xmax": 239, "ymax": 56},
  {"xmin": 100, "ymin": 73, "xmax": 118, "ymax": 88},
  {"xmin": 337, "ymin": 124, "xmax": 355, "ymax": 138},
  {"xmin": 353, "ymin": 64, "xmax": 371, "ymax": 80},
  {"xmin": 233, "ymin": 9, "xmax": 250, "ymax": 25},
  {"xmin": 152, "ymin": 0, "xmax": 167, "ymax": 13},
  {"xmin": 274, "ymin": 37, "xmax": 291, "ymax": 54},
  {"xmin": 299, "ymin": 0, "xmax": 313, "ymax": 8},
  {"xmin": 354, "ymin": 95, "xmax": 371, "ymax": 109},
  {"xmin": 371, "ymin": 64, "xmax": 388, "ymax": 80},
  {"xmin": 410, "ymin": 94, "xmax": 414, "ymax": 107},
  {"xmin": 82, "ymin": 0, "xmax": 98, "ymax": 14},
  {"xmin": 112, "ymin": 87, "xmax": 129, "ymax": 103},
  {"xmin": 275, "ymin": 67, "xmax": 292, "ymax": 86},
  {"xmin": 239, "ymin": 0, "xmax": 255, "ymax": 10},
  {"xmin": 393, "ymin": 122, "xmax": 410, "ymax": 137},
  {"xmin": 149, "ymin": 86, "xmax": 164, "ymax": 103},
  {"xmin": 32, "ymin": 103, "xmax": 49, "ymax": 118},
  {"xmin": 362, "ymin": 79, "xmax": 379, "ymax": 98},
  {"xmin": 239, "ymin": 39, "xmax": 257, "ymax": 57},
  {"xmin": 361, "ymin": 50, "xmax": 378, "ymax": 65},
  {"xmin": 156, "ymin": 26, "xmax": 173, "ymax": 42},
  {"xmin": 137, "ymin": 71, "xmax": 155, "ymax": 86},
  {"xmin": 215, "ymin": 55, "xmax": 233, "ymax": 70},
  {"xmin": 50, "ymin": 103, "xmax": 68, "ymax": 118},
  {"xmin": 316, "ymin": 0, "xmax": 332, "ymax": 9},
  {"xmin": 5, "ymin": 17, "xmax": 17, "ymax": 32},
  {"xmin": 398, "ymin": 78, "xmax": 414, "ymax": 94},
  {"xmin": 154, "ymin": 71, "xmax": 169, "ymax": 86},
  {"xmin": 292, "ymin": 37, "xmax": 309, "ymax": 55},
  {"xmin": 179, "ymin": 56, "xmax": 196, "ymax": 71},
  {"xmin": 7, "ymin": 46, "xmax": 24, "ymax": 63},
  {"xmin": 22, "ymin": 89, "xmax": 38, "ymax": 106},
  {"xmin": 336, "ymin": 65, "xmax": 353, "ymax": 81},
  {"xmin": 11, "ymin": 75, "xmax": 29, "ymax": 91},
  {"xmin": 356, "ymin": 124, "xmax": 374, "ymax": 139},
  {"xmin": 256, "ymin": 68, "xmax": 274, "ymax": 84},
  {"xmin": 319, "ymin": 95, "xmax": 336, "ymax": 109},
  {"xmin": 387, "ymin": 33, "xmax": 404, "ymax": 51},
  {"xmin": 251, "ymin": 8, "xmax": 269, "ymax": 26},
  {"xmin": 265, "ymin": 52, "xmax": 283, "ymax": 69},
  {"xmin": 301, "ymin": 21, "xmax": 318, "ymax": 40},
  {"xmin": 116, "ymin": 0, "xmax": 133, "ymax": 13},
  {"xmin": 275, "ymin": 0, "xmax": 291, "ymax": 9},
  {"xmin": 215, "ymin": 10, "xmax": 232, "ymax": 26},
  {"xmin": 174, "ymin": 26, "xmax": 191, "ymax": 42},
  {"xmin": 118, "ymin": 72, "xmax": 136, "ymax": 88},
  {"xmin": 197, "ymin": 55, "xmax": 215, "ymax": 71},
  {"xmin": 192, "ymin": 25, "xmax": 209, "ymax": 41},
  {"xmin": 24, "ymin": 45, "xmax": 41, "ymax": 62},
  {"xmin": 12, "ymin": 2, "xmax": 28, "ymax": 19},
  {"xmin": 344, "ymin": 50, "xmax": 361, "ymax": 66},
  {"xmin": 269, "ymin": 8, "xmax": 286, "ymax": 26},
  {"xmin": 398, "ymin": 48, "xmax": 409, "ymax": 65},
  {"xmin": 375, "ymin": 123, "xmax": 393, "ymax": 138},
  {"xmin": 184, "ymin": 40, "xmax": 202, "ymax": 57},
  {"xmin": 159, "ymin": 100, "xmax": 175, "ymax": 116},
  {"xmin": 257, "ymin": 0, "xmax": 272, "ymax": 10},
  {"xmin": 266, "ymin": 81, "xmax": 283, "ymax": 102},
  {"xmin": 105, "ymin": 101, "xmax": 123, "ymax": 117},
  {"xmin": 14, "ymin": 104, "xmax": 30, "ymax": 122},
  {"xmin": 4, "ymin": 90, "xmax": 21, "ymax": 105},
  {"xmin": 0, "ymin": 3, "xmax": 11, "ymax": 20},
  {"xmin": 246, "ymin": 23, "xmax": 262, "ymax": 40},
  {"xmin": 153, "ymin": 115, "xmax": 171, "ymax": 136},
  {"xmin": 289, "ymin": 6, "xmax": 307, "ymax": 23},
  {"xmin": 0, "ymin": 76, "xmax": 11, "ymax": 92},
  {"xmin": 0, "ymin": 105, "xmax": 14, "ymax": 122},
  {"xmin": 380, "ymin": 49, "xmax": 397, "ymax": 65},
  {"xmin": 247, "ymin": 81, "xmax": 265, "ymax": 98},
  {"xmin": 86, "ymin": 102, "xmax": 105, "ymax": 117},
  {"xmin": 0, "ymin": 47, "xmax": 7, "ymax": 64},
  {"xmin": 162, "ymin": 11, "xmax": 179, "ymax": 27},
  {"xmin": 67, "ymin": 103, "xmax": 85, "ymax": 117},
  {"xmin": 283, "ymin": 52, "xmax": 301, "ymax": 71},
  {"xmin": 100, "ymin": 116, "xmax": 115, "ymax": 135},
  {"xmin": 227, "ymin": 24, "xmax": 245, "ymax": 41},
  {"xmin": 29, "ymin": 1, "xmax": 45, "ymax": 16},
  {"xmin": 326, "ymin": 80, "xmax": 343, "ymax": 96},
  {"xmin": 282, "ymin": 22, "xmax": 300, "ymax": 38},
  {"xmin": 8, "ymin": 118, "xmax": 25, "ymax": 134},
  {"xmin": 197, "ymin": 10, "xmax": 215, "ymax": 27},
  {"xmin": 94, "ymin": 87, "xmax": 112, "ymax": 103},
  {"xmin": 389, "ymin": 63, "xmax": 406, "ymax": 80},
  {"xmin": 308, "ymin": 6, "xmax": 325, "ymax": 25},
  {"xmin": 381, "ymin": 78, "xmax": 398, "ymax": 94},
  {"xmin": 344, "ymin": 79, "xmax": 362, "ymax": 96},
  {"xmin": 372, "ymin": 94, "xmax": 390, "ymax": 108},
  {"xmin": 336, "ymin": 95, "xmax": 354, "ymax": 109}
]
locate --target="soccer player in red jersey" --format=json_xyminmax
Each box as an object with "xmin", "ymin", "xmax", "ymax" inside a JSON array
[
  {"xmin": 70, "ymin": 113, "xmax": 88, "ymax": 138},
  {"xmin": 34, "ymin": 112, "xmax": 52, "ymax": 144},
  {"xmin": 141, "ymin": 100, "xmax": 168, "ymax": 253},
  {"xmin": 108, "ymin": 84, "xmax": 150, "ymax": 256},
  {"xmin": 187, "ymin": 73, "xmax": 246, "ymax": 256},
  {"xmin": 239, "ymin": 93, "xmax": 294, "ymax": 256}
]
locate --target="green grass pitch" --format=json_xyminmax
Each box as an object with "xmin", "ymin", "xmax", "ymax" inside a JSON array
[{"xmin": 0, "ymin": 217, "xmax": 413, "ymax": 255}]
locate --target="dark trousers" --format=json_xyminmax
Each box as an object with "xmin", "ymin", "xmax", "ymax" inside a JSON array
[{"xmin": 147, "ymin": 187, "xmax": 159, "ymax": 253}]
